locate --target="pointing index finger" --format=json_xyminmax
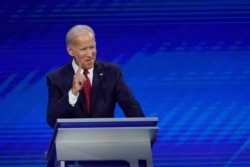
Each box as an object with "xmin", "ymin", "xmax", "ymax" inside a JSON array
[{"xmin": 76, "ymin": 62, "xmax": 82, "ymax": 74}]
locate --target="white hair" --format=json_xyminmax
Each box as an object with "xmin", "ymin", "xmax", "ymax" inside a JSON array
[{"xmin": 66, "ymin": 25, "xmax": 95, "ymax": 46}]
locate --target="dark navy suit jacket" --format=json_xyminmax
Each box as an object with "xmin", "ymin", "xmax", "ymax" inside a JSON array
[{"xmin": 46, "ymin": 60, "xmax": 144, "ymax": 128}]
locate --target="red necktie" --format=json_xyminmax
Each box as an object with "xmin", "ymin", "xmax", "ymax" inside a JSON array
[{"xmin": 83, "ymin": 70, "xmax": 91, "ymax": 112}]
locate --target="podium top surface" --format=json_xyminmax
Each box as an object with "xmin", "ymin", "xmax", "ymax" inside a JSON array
[
  {"xmin": 57, "ymin": 117, "xmax": 157, "ymax": 123},
  {"xmin": 56, "ymin": 117, "xmax": 158, "ymax": 129}
]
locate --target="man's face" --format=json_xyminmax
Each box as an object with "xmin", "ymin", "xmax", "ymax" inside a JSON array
[{"xmin": 67, "ymin": 32, "xmax": 97, "ymax": 69}]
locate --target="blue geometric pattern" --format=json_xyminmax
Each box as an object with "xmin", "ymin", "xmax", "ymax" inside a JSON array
[{"xmin": 0, "ymin": 0, "xmax": 250, "ymax": 166}]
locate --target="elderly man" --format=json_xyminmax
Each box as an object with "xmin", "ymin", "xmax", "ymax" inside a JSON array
[{"xmin": 46, "ymin": 25, "xmax": 144, "ymax": 128}]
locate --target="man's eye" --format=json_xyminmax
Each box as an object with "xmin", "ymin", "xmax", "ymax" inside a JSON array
[{"xmin": 80, "ymin": 48, "xmax": 86, "ymax": 51}]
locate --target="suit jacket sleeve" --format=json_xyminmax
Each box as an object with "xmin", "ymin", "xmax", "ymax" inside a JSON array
[{"xmin": 46, "ymin": 69, "xmax": 75, "ymax": 128}]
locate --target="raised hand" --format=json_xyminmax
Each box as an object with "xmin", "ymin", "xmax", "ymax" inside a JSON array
[{"xmin": 71, "ymin": 62, "xmax": 86, "ymax": 95}]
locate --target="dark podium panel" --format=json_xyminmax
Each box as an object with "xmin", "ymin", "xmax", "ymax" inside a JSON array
[{"xmin": 46, "ymin": 118, "xmax": 158, "ymax": 167}]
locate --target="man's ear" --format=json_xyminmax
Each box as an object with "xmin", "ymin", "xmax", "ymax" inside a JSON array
[{"xmin": 67, "ymin": 46, "xmax": 74, "ymax": 57}]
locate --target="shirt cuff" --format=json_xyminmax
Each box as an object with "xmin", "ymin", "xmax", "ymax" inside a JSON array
[{"xmin": 68, "ymin": 90, "xmax": 79, "ymax": 107}]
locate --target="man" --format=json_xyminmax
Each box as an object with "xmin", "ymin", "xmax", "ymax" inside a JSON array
[{"xmin": 46, "ymin": 25, "xmax": 144, "ymax": 128}]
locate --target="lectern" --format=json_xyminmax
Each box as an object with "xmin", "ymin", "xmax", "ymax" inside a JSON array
[{"xmin": 46, "ymin": 117, "xmax": 158, "ymax": 167}]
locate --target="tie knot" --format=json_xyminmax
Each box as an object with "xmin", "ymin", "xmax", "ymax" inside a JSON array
[{"xmin": 84, "ymin": 70, "xmax": 89, "ymax": 76}]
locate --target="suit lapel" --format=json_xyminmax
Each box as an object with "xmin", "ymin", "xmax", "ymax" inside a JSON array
[{"xmin": 77, "ymin": 92, "xmax": 89, "ymax": 116}]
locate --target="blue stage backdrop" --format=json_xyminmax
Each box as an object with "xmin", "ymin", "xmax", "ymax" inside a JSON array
[{"xmin": 0, "ymin": 0, "xmax": 250, "ymax": 166}]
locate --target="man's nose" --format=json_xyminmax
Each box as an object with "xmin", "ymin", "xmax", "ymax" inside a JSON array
[{"xmin": 86, "ymin": 49, "xmax": 92, "ymax": 57}]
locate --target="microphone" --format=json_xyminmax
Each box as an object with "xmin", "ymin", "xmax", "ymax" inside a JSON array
[
  {"xmin": 99, "ymin": 72, "xmax": 107, "ymax": 104},
  {"xmin": 96, "ymin": 67, "xmax": 107, "ymax": 113}
]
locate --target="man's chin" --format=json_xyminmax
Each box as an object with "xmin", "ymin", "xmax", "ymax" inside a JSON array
[{"xmin": 83, "ymin": 61, "xmax": 95, "ymax": 69}]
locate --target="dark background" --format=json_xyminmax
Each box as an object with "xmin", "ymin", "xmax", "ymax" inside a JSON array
[{"xmin": 0, "ymin": 0, "xmax": 250, "ymax": 166}]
